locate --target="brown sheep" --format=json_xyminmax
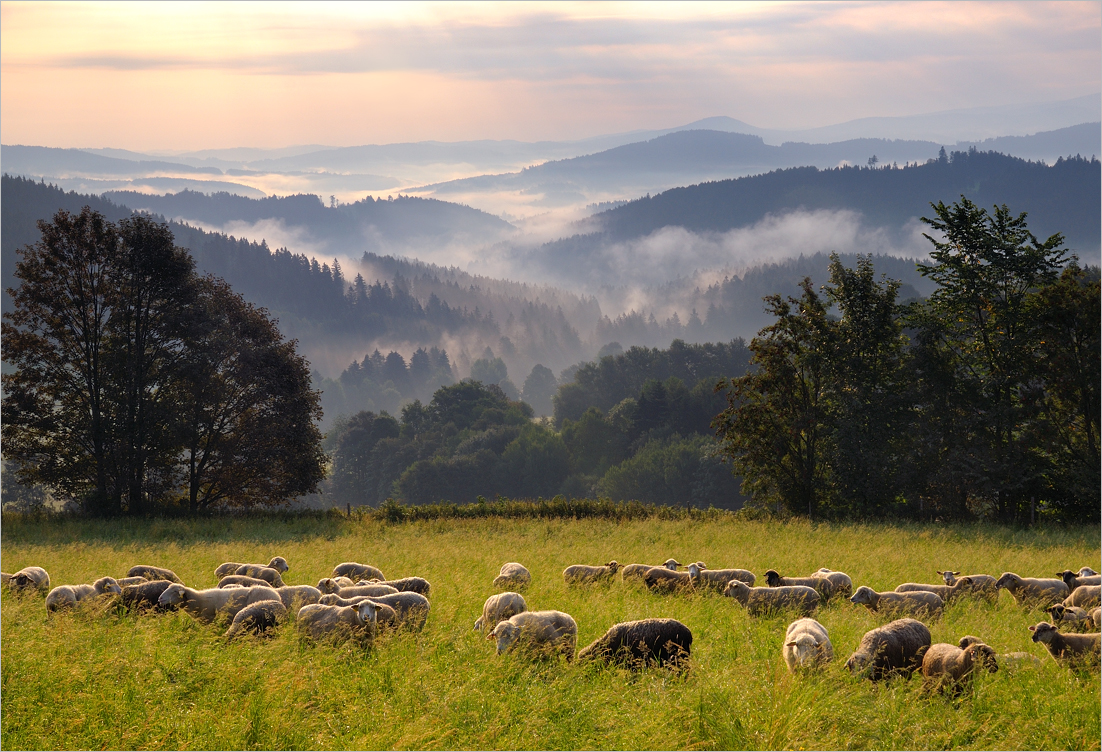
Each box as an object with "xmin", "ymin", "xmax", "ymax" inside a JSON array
[
  {"xmin": 563, "ymin": 561, "xmax": 620, "ymax": 584},
  {"xmin": 921, "ymin": 641, "xmax": 998, "ymax": 695},
  {"xmin": 120, "ymin": 579, "xmax": 174, "ymax": 611},
  {"xmin": 1058, "ymin": 570, "xmax": 1102, "ymax": 592},
  {"xmin": 764, "ymin": 569, "xmax": 840, "ymax": 602},
  {"xmin": 1064, "ymin": 585, "xmax": 1101, "ymax": 610},
  {"xmin": 126, "ymin": 565, "xmax": 182, "ymax": 584},
  {"xmin": 224, "ymin": 600, "xmax": 288, "ymax": 640},
  {"xmin": 688, "ymin": 562, "xmax": 756, "ymax": 590},
  {"xmin": 577, "ymin": 618, "xmax": 692, "ymax": 670},
  {"xmin": 849, "ymin": 586, "xmax": 944, "ymax": 621},
  {"xmin": 994, "ymin": 573, "xmax": 1069, "ymax": 607},
  {"xmin": 1027, "ymin": 622, "xmax": 1101, "ymax": 668},
  {"xmin": 359, "ymin": 577, "xmax": 430, "ymax": 596},
  {"xmin": 895, "ymin": 577, "xmax": 976, "ymax": 604},
  {"xmin": 643, "ymin": 566, "xmax": 693, "ymax": 593},
  {"xmin": 936, "ymin": 571, "xmax": 999, "ymax": 602},
  {"xmin": 846, "ymin": 618, "xmax": 931, "ymax": 681},
  {"xmin": 723, "ymin": 580, "xmax": 819, "ymax": 617},
  {"xmin": 621, "ymin": 559, "xmax": 681, "ymax": 583},
  {"xmin": 332, "ymin": 562, "xmax": 386, "ymax": 582},
  {"xmin": 234, "ymin": 565, "xmax": 285, "ymax": 588}
]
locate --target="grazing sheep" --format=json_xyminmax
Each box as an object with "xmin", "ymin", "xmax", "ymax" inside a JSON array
[
  {"xmin": 120, "ymin": 579, "xmax": 174, "ymax": 612},
  {"xmin": 215, "ymin": 562, "xmax": 245, "ymax": 579},
  {"xmin": 489, "ymin": 610, "xmax": 577, "ymax": 660},
  {"xmin": 336, "ymin": 584, "xmax": 400, "ymax": 599},
  {"xmin": 1064, "ymin": 585, "xmax": 1101, "ymax": 610},
  {"xmin": 895, "ymin": 577, "xmax": 976, "ymax": 604},
  {"xmin": 316, "ymin": 577, "xmax": 356, "ymax": 593},
  {"xmin": 643, "ymin": 566, "xmax": 693, "ymax": 593},
  {"xmin": 577, "ymin": 618, "xmax": 693, "ymax": 669},
  {"xmin": 563, "ymin": 562, "xmax": 620, "ymax": 584},
  {"xmin": 1059, "ymin": 570, "xmax": 1102, "ymax": 592},
  {"xmin": 1046, "ymin": 604, "xmax": 1094, "ymax": 632},
  {"xmin": 474, "ymin": 592, "xmax": 528, "ymax": 631},
  {"xmin": 782, "ymin": 618, "xmax": 834, "ymax": 671},
  {"xmin": 126, "ymin": 565, "xmax": 182, "ymax": 584},
  {"xmin": 225, "ymin": 600, "xmax": 288, "ymax": 640},
  {"xmin": 846, "ymin": 618, "xmax": 932, "ymax": 681},
  {"xmin": 45, "ymin": 577, "xmax": 122, "ymax": 612},
  {"xmin": 1027, "ymin": 622, "xmax": 1101, "ymax": 668},
  {"xmin": 493, "ymin": 562, "xmax": 532, "ymax": 590},
  {"xmin": 921, "ymin": 641, "xmax": 998, "ymax": 695},
  {"xmin": 332, "ymin": 562, "xmax": 386, "ymax": 582},
  {"xmin": 218, "ymin": 575, "xmax": 272, "ymax": 588},
  {"xmin": 850, "ymin": 586, "xmax": 944, "ymax": 621},
  {"xmin": 994, "ymin": 573, "xmax": 1069, "ymax": 607},
  {"xmin": 315, "ymin": 594, "xmax": 399, "ymax": 628},
  {"xmin": 116, "ymin": 576, "xmax": 148, "ymax": 587},
  {"xmin": 621, "ymin": 559, "xmax": 681, "ymax": 583},
  {"xmin": 688, "ymin": 563, "xmax": 757, "ymax": 591},
  {"xmin": 296, "ymin": 601, "xmax": 383, "ymax": 644},
  {"xmin": 936, "ymin": 571, "xmax": 999, "ymax": 602},
  {"xmin": 808, "ymin": 569, "xmax": 852, "ymax": 598},
  {"xmin": 234, "ymin": 565, "xmax": 285, "ymax": 588},
  {"xmin": 7, "ymin": 566, "xmax": 51, "ymax": 594},
  {"xmin": 276, "ymin": 585, "xmax": 322, "ymax": 611},
  {"xmin": 723, "ymin": 580, "xmax": 820, "ymax": 617},
  {"xmin": 361, "ymin": 577, "xmax": 431, "ymax": 596},
  {"xmin": 764, "ymin": 570, "xmax": 840, "ymax": 602},
  {"xmin": 365, "ymin": 592, "xmax": 431, "ymax": 631},
  {"xmin": 1091, "ymin": 607, "xmax": 1102, "ymax": 630},
  {"xmin": 157, "ymin": 584, "xmax": 280, "ymax": 623}
]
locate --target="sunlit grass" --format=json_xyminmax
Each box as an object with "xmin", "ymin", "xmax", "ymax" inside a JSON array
[{"xmin": 2, "ymin": 514, "xmax": 1099, "ymax": 750}]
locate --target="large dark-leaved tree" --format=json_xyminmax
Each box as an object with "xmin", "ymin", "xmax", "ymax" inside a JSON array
[{"xmin": 2, "ymin": 207, "xmax": 326, "ymax": 514}]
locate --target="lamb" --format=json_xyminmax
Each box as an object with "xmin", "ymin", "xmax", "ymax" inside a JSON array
[
  {"xmin": 296, "ymin": 601, "xmax": 385, "ymax": 644},
  {"xmin": 920, "ymin": 641, "xmax": 998, "ymax": 695},
  {"xmin": 218, "ymin": 575, "xmax": 273, "ymax": 588},
  {"xmin": 577, "ymin": 618, "xmax": 693, "ymax": 670},
  {"xmin": 360, "ymin": 577, "xmax": 430, "ymax": 596},
  {"xmin": 224, "ymin": 600, "xmax": 288, "ymax": 640},
  {"xmin": 563, "ymin": 561, "xmax": 620, "ymax": 584},
  {"xmin": 808, "ymin": 569, "xmax": 852, "ymax": 598},
  {"xmin": 723, "ymin": 580, "xmax": 819, "ymax": 617},
  {"xmin": 643, "ymin": 566, "xmax": 693, "ymax": 593},
  {"xmin": 994, "ymin": 573, "xmax": 1069, "ymax": 607},
  {"xmin": 120, "ymin": 579, "xmax": 174, "ymax": 611},
  {"xmin": 621, "ymin": 559, "xmax": 681, "ymax": 583},
  {"xmin": 336, "ymin": 584, "xmax": 400, "ymax": 599},
  {"xmin": 895, "ymin": 577, "xmax": 976, "ymax": 604},
  {"xmin": 126, "ymin": 565, "xmax": 182, "ymax": 584},
  {"xmin": 846, "ymin": 618, "xmax": 932, "ymax": 681},
  {"xmin": 474, "ymin": 592, "xmax": 528, "ymax": 632},
  {"xmin": 7, "ymin": 566, "xmax": 51, "ymax": 593},
  {"xmin": 688, "ymin": 562, "xmax": 756, "ymax": 591},
  {"xmin": 332, "ymin": 562, "xmax": 386, "ymax": 582},
  {"xmin": 275, "ymin": 585, "xmax": 322, "ymax": 611},
  {"xmin": 936, "ymin": 571, "xmax": 999, "ymax": 602},
  {"xmin": 316, "ymin": 577, "xmax": 356, "ymax": 593},
  {"xmin": 764, "ymin": 569, "xmax": 841, "ymax": 602},
  {"xmin": 1027, "ymin": 621, "xmax": 1101, "ymax": 667},
  {"xmin": 849, "ymin": 586, "xmax": 944, "ymax": 621},
  {"xmin": 45, "ymin": 577, "xmax": 122, "ymax": 612},
  {"xmin": 493, "ymin": 562, "xmax": 532, "ymax": 590},
  {"xmin": 1058, "ymin": 570, "xmax": 1102, "ymax": 592},
  {"xmin": 782, "ymin": 618, "xmax": 833, "ymax": 671},
  {"xmin": 1063, "ymin": 585, "xmax": 1101, "ymax": 610},
  {"xmin": 157, "ymin": 583, "xmax": 280, "ymax": 623},
  {"xmin": 1046, "ymin": 604, "xmax": 1094, "ymax": 632},
  {"xmin": 234, "ymin": 565, "xmax": 285, "ymax": 588},
  {"xmin": 488, "ymin": 610, "xmax": 577, "ymax": 660}
]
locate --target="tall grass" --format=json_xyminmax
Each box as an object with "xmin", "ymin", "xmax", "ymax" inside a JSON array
[{"xmin": 2, "ymin": 514, "xmax": 1099, "ymax": 750}]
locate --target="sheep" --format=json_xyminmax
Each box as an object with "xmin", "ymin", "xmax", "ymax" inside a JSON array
[
  {"xmin": 936, "ymin": 571, "xmax": 999, "ymax": 602},
  {"xmin": 215, "ymin": 562, "xmax": 245, "ymax": 579},
  {"xmin": 643, "ymin": 566, "xmax": 693, "ymax": 593},
  {"xmin": 493, "ymin": 562, "xmax": 532, "ymax": 590},
  {"xmin": 958, "ymin": 636, "xmax": 1044, "ymax": 671},
  {"xmin": 218, "ymin": 575, "xmax": 273, "ymax": 588},
  {"xmin": 7, "ymin": 566, "xmax": 51, "ymax": 594},
  {"xmin": 332, "ymin": 562, "xmax": 386, "ymax": 582},
  {"xmin": 994, "ymin": 573, "xmax": 1069, "ymax": 607},
  {"xmin": 895, "ymin": 577, "xmax": 976, "ymax": 604},
  {"xmin": 296, "ymin": 601, "xmax": 385, "ymax": 644},
  {"xmin": 126, "ymin": 565, "xmax": 182, "ymax": 584},
  {"xmin": 920, "ymin": 641, "xmax": 998, "ymax": 695},
  {"xmin": 1078, "ymin": 567, "xmax": 1099, "ymax": 576},
  {"xmin": 688, "ymin": 562, "xmax": 756, "ymax": 591},
  {"xmin": 1064, "ymin": 585, "xmax": 1101, "ymax": 610},
  {"xmin": 621, "ymin": 559, "xmax": 681, "ymax": 583},
  {"xmin": 1045, "ymin": 604, "xmax": 1094, "ymax": 632},
  {"xmin": 365, "ymin": 592, "xmax": 430, "ymax": 631},
  {"xmin": 234, "ymin": 565, "xmax": 285, "ymax": 588},
  {"xmin": 336, "ymin": 584, "xmax": 400, "ymax": 599},
  {"xmin": 1092, "ymin": 607, "xmax": 1102, "ymax": 630},
  {"xmin": 225, "ymin": 600, "xmax": 288, "ymax": 640},
  {"xmin": 360, "ymin": 577, "xmax": 431, "ymax": 596},
  {"xmin": 115, "ymin": 576, "xmax": 148, "ymax": 587},
  {"xmin": 563, "ymin": 561, "xmax": 620, "ymax": 584},
  {"xmin": 782, "ymin": 618, "xmax": 833, "ymax": 671},
  {"xmin": 846, "ymin": 618, "xmax": 932, "ymax": 681},
  {"xmin": 577, "ymin": 618, "xmax": 693, "ymax": 670},
  {"xmin": 764, "ymin": 569, "xmax": 841, "ymax": 602},
  {"xmin": 849, "ymin": 586, "xmax": 944, "ymax": 622},
  {"xmin": 120, "ymin": 579, "xmax": 174, "ymax": 612},
  {"xmin": 488, "ymin": 610, "xmax": 577, "ymax": 661},
  {"xmin": 45, "ymin": 577, "xmax": 122, "ymax": 612},
  {"xmin": 157, "ymin": 583, "xmax": 280, "ymax": 624},
  {"xmin": 1027, "ymin": 622, "xmax": 1101, "ymax": 668},
  {"xmin": 275, "ymin": 585, "xmax": 322, "ymax": 611},
  {"xmin": 316, "ymin": 577, "xmax": 356, "ymax": 593},
  {"xmin": 474, "ymin": 592, "xmax": 527, "ymax": 632},
  {"xmin": 808, "ymin": 569, "xmax": 852, "ymax": 598},
  {"xmin": 723, "ymin": 580, "xmax": 819, "ymax": 617},
  {"xmin": 1057, "ymin": 570, "xmax": 1101, "ymax": 592}
]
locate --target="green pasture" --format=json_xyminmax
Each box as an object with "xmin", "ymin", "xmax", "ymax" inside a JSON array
[{"xmin": 1, "ymin": 514, "xmax": 1099, "ymax": 750}]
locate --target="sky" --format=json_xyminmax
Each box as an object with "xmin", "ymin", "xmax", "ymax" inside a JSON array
[{"xmin": 1, "ymin": 1, "xmax": 1099, "ymax": 151}]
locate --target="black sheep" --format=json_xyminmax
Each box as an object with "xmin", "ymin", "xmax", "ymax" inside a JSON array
[
  {"xmin": 225, "ymin": 600, "xmax": 288, "ymax": 639},
  {"xmin": 577, "ymin": 618, "xmax": 692, "ymax": 669},
  {"xmin": 846, "ymin": 618, "xmax": 931, "ymax": 681}
]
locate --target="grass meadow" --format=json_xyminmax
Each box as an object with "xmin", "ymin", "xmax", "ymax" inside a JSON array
[{"xmin": 1, "ymin": 513, "xmax": 1099, "ymax": 750}]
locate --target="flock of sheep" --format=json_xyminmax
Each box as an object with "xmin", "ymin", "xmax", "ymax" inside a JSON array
[{"xmin": 4, "ymin": 555, "xmax": 1100, "ymax": 692}]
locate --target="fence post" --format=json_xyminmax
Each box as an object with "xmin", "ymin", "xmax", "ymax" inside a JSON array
[{"xmin": 347, "ymin": 503, "xmax": 351, "ymax": 518}]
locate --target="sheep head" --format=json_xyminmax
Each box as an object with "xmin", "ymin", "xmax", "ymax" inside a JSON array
[
  {"xmin": 157, "ymin": 584, "xmax": 187, "ymax": 608},
  {"xmin": 764, "ymin": 569, "xmax": 782, "ymax": 587},
  {"xmin": 936, "ymin": 570, "xmax": 961, "ymax": 585},
  {"xmin": 965, "ymin": 643, "xmax": 998, "ymax": 674},
  {"xmin": 490, "ymin": 621, "xmax": 521, "ymax": 654},
  {"xmin": 995, "ymin": 573, "xmax": 1018, "ymax": 590},
  {"xmin": 663, "ymin": 559, "xmax": 681, "ymax": 570},
  {"xmin": 849, "ymin": 586, "xmax": 878, "ymax": 608},
  {"xmin": 722, "ymin": 579, "xmax": 750, "ymax": 604},
  {"xmin": 1029, "ymin": 622, "xmax": 1058, "ymax": 644},
  {"xmin": 268, "ymin": 557, "xmax": 289, "ymax": 573},
  {"xmin": 785, "ymin": 634, "xmax": 820, "ymax": 669}
]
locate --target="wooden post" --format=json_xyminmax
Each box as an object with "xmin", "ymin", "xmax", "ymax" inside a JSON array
[{"xmin": 347, "ymin": 502, "xmax": 351, "ymax": 517}]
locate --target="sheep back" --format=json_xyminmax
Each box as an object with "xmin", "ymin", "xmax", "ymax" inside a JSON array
[
  {"xmin": 225, "ymin": 600, "xmax": 288, "ymax": 640},
  {"xmin": 493, "ymin": 562, "xmax": 531, "ymax": 590},
  {"xmin": 337, "ymin": 584, "xmax": 399, "ymax": 599},
  {"xmin": 1065, "ymin": 585, "xmax": 1101, "ymax": 609},
  {"xmin": 127, "ymin": 565, "xmax": 182, "ymax": 584},
  {"xmin": 783, "ymin": 618, "xmax": 833, "ymax": 671},
  {"xmin": 365, "ymin": 577, "xmax": 430, "ymax": 596},
  {"xmin": 218, "ymin": 575, "xmax": 272, "ymax": 588},
  {"xmin": 475, "ymin": 592, "xmax": 527, "ymax": 632},
  {"xmin": 332, "ymin": 562, "xmax": 386, "ymax": 582},
  {"xmin": 577, "ymin": 618, "xmax": 692, "ymax": 669},
  {"xmin": 846, "ymin": 618, "xmax": 932, "ymax": 681},
  {"xmin": 563, "ymin": 562, "xmax": 619, "ymax": 584},
  {"xmin": 995, "ymin": 573, "xmax": 1069, "ymax": 607},
  {"xmin": 643, "ymin": 567, "xmax": 692, "ymax": 593},
  {"xmin": 366, "ymin": 591, "xmax": 430, "ymax": 631},
  {"xmin": 121, "ymin": 579, "xmax": 173, "ymax": 611},
  {"xmin": 234, "ymin": 565, "xmax": 285, "ymax": 588},
  {"xmin": 491, "ymin": 610, "xmax": 577, "ymax": 659},
  {"xmin": 215, "ymin": 562, "xmax": 245, "ymax": 579},
  {"xmin": 920, "ymin": 642, "xmax": 998, "ymax": 695},
  {"xmin": 276, "ymin": 585, "xmax": 322, "ymax": 611},
  {"xmin": 8, "ymin": 566, "xmax": 51, "ymax": 593}
]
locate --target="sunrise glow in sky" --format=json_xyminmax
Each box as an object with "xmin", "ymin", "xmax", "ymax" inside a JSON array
[{"xmin": 1, "ymin": 1, "xmax": 1099, "ymax": 150}]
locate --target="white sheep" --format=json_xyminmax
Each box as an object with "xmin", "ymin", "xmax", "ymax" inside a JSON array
[
  {"xmin": 994, "ymin": 573, "xmax": 1069, "ymax": 607},
  {"xmin": 489, "ymin": 610, "xmax": 577, "ymax": 660},
  {"xmin": 782, "ymin": 618, "xmax": 833, "ymax": 671},
  {"xmin": 492, "ymin": 562, "xmax": 532, "ymax": 590},
  {"xmin": 849, "ymin": 585, "xmax": 944, "ymax": 621},
  {"xmin": 225, "ymin": 600, "xmax": 288, "ymax": 640},
  {"xmin": 723, "ymin": 580, "xmax": 819, "ymax": 617},
  {"xmin": 336, "ymin": 584, "xmax": 400, "ymax": 599},
  {"xmin": 1064, "ymin": 585, "xmax": 1101, "ymax": 610},
  {"xmin": 45, "ymin": 577, "xmax": 122, "ymax": 612},
  {"xmin": 275, "ymin": 585, "xmax": 323, "ymax": 611},
  {"xmin": 688, "ymin": 562, "xmax": 756, "ymax": 590},
  {"xmin": 935, "ymin": 570, "xmax": 998, "ymax": 602},
  {"xmin": 332, "ymin": 562, "xmax": 386, "ymax": 582},
  {"xmin": 296, "ymin": 601, "xmax": 385, "ymax": 644},
  {"xmin": 563, "ymin": 561, "xmax": 619, "ymax": 584},
  {"xmin": 474, "ymin": 592, "xmax": 528, "ymax": 632},
  {"xmin": 621, "ymin": 559, "xmax": 681, "ymax": 582},
  {"xmin": 157, "ymin": 583, "xmax": 280, "ymax": 623},
  {"xmin": 234, "ymin": 565, "xmax": 285, "ymax": 588},
  {"xmin": 7, "ymin": 566, "xmax": 51, "ymax": 594}
]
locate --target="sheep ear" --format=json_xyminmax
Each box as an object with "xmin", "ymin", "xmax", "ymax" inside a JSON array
[
  {"xmin": 785, "ymin": 641, "xmax": 797, "ymax": 647},
  {"xmin": 1027, "ymin": 625, "xmax": 1036, "ymax": 631}
]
